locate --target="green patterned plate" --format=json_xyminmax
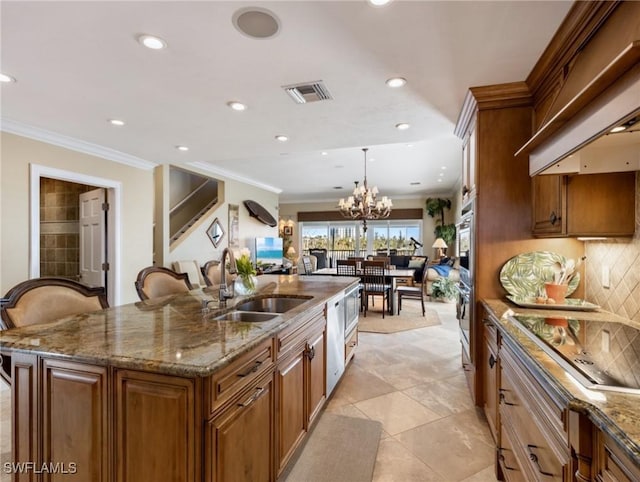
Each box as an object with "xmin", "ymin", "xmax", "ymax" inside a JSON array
[
  {"xmin": 506, "ymin": 296, "xmax": 599, "ymax": 311},
  {"xmin": 500, "ymin": 251, "xmax": 580, "ymax": 298}
]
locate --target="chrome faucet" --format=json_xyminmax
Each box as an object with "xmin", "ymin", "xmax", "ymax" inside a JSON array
[{"xmin": 219, "ymin": 247, "xmax": 237, "ymax": 306}]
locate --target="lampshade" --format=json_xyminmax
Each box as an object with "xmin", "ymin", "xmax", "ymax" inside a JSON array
[
  {"xmin": 286, "ymin": 246, "xmax": 296, "ymax": 255},
  {"xmin": 432, "ymin": 238, "xmax": 447, "ymax": 249}
]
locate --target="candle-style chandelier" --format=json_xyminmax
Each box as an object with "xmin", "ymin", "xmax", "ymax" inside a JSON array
[{"xmin": 338, "ymin": 148, "xmax": 393, "ymax": 232}]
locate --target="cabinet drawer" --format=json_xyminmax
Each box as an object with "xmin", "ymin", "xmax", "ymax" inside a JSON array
[
  {"xmin": 345, "ymin": 328, "xmax": 358, "ymax": 364},
  {"xmin": 499, "ymin": 421, "xmax": 526, "ymax": 482},
  {"xmin": 501, "ymin": 343, "xmax": 566, "ymax": 442},
  {"xmin": 207, "ymin": 338, "xmax": 274, "ymax": 415},
  {"xmin": 277, "ymin": 308, "xmax": 324, "ymax": 357},
  {"xmin": 599, "ymin": 433, "xmax": 640, "ymax": 482},
  {"xmin": 500, "ymin": 365, "xmax": 567, "ymax": 481}
]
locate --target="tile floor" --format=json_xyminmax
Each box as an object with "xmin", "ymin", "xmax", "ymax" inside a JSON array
[
  {"xmin": 0, "ymin": 300, "xmax": 498, "ymax": 482},
  {"xmin": 326, "ymin": 300, "xmax": 499, "ymax": 482}
]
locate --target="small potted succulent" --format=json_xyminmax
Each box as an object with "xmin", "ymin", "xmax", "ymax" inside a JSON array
[{"xmin": 431, "ymin": 276, "xmax": 458, "ymax": 302}]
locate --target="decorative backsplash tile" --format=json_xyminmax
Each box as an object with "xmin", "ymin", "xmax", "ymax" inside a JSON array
[{"xmin": 585, "ymin": 173, "xmax": 640, "ymax": 322}]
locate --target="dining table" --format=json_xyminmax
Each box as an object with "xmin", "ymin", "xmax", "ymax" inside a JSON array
[{"xmin": 311, "ymin": 267, "xmax": 416, "ymax": 315}]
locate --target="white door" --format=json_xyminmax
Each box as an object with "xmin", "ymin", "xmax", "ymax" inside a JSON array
[{"xmin": 79, "ymin": 188, "xmax": 106, "ymax": 288}]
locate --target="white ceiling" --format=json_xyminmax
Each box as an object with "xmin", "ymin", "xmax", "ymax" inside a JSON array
[{"xmin": 0, "ymin": 1, "xmax": 573, "ymax": 203}]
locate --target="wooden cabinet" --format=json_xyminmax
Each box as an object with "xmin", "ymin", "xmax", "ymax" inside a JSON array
[
  {"xmin": 532, "ymin": 172, "xmax": 636, "ymax": 237},
  {"xmin": 42, "ymin": 359, "xmax": 109, "ymax": 482},
  {"xmin": 461, "ymin": 118, "xmax": 477, "ymax": 203},
  {"xmin": 206, "ymin": 371, "xmax": 274, "ymax": 482},
  {"xmin": 481, "ymin": 318, "xmax": 499, "ymax": 442},
  {"xmin": 276, "ymin": 309, "xmax": 326, "ymax": 475},
  {"xmin": 596, "ymin": 432, "xmax": 640, "ymax": 482},
  {"xmin": 115, "ymin": 369, "xmax": 197, "ymax": 482},
  {"xmin": 499, "ymin": 339, "xmax": 570, "ymax": 481}
]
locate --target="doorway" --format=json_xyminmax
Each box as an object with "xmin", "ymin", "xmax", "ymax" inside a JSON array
[{"xmin": 30, "ymin": 164, "xmax": 122, "ymax": 306}]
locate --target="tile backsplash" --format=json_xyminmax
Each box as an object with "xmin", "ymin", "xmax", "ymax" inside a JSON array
[{"xmin": 585, "ymin": 173, "xmax": 640, "ymax": 322}]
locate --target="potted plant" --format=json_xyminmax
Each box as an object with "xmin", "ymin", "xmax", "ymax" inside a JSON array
[
  {"xmin": 425, "ymin": 197, "xmax": 456, "ymax": 246},
  {"xmin": 431, "ymin": 276, "xmax": 458, "ymax": 302},
  {"xmin": 234, "ymin": 248, "xmax": 258, "ymax": 295}
]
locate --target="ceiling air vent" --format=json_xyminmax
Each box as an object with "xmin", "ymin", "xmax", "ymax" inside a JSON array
[{"xmin": 283, "ymin": 81, "xmax": 332, "ymax": 104}]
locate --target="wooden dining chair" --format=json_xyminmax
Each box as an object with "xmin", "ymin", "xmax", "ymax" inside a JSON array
[
  {"xmin": 201, "ymin": 260, "xmax": 236, "ymax": 287},
  {"xmin": 336, "ymin": 259, "xmax": 358, "ymax": 276},
  {"xmin": 397, "ymin": 262, "xmax": 429, "ymax": 316},
  {"xmin": 361, "ymin": 260, "xmax": 391, "ymax": 318},
  {"xmin": 134, "ymin": 266, "xmax": 193, "ymax": 301},
  {"xmin": 0, "ymin": 277, "xmax": 109, "ymax": 384}
]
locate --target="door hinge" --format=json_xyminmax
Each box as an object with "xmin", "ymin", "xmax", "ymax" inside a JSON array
[
  {"xmin": 102, "ymin": 202, "xmax": 109, "ymax": 211},
  {"xmin": 102, "ymin": 262, "xmax": 110, "ymax": 271}
]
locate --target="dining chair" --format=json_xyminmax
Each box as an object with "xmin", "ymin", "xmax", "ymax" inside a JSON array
[
  {"xmin": 309, "ymin": 248, "xmax": 328, "ymax": 269},
  {"xmin": 134, "ymin": 266, "xmax": 193, "ymax": 301},
  {"xmin": 0, "ymin": 277, "xmax": 109, "ymax": 384},
  {"xmin": 361, "ymin": 260, "xmax": 391, "ymax": 318},
  {"xmin": 397, "ymin": 262, "xmax": 429, "ymax": 316},
  {"xmin": 201, "ymin": 260, "xmax": 236, "ymax": 287},
  {"xmin": 336, "ymin": 259, "xmax": 358, "ymax": 276}
]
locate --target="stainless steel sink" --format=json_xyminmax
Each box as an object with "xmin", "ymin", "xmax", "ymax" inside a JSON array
[
  {"xmin": 235, "ymin": 296, "xmax": 309, "ymax": 313},
  {"xmin": 213, "ymin": 311, "xmax": 278, "ymax": 322}
]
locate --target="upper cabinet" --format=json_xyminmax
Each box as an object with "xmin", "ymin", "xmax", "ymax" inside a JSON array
[
  {"xmin": 532, "ymin": 172, "xmax": 636, "ymax": 238},
  {"xmin": 460, "ymin": 117, "xmax": 477, "ymax": 205}
]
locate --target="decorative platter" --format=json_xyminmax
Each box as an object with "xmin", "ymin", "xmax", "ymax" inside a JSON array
[
  {"xmin": 243, "ymin": 200, "xmax": 277, "ymax": 227},
  {"xmin": 500, "ymin": 251, "xmax": 580, "ymax": 299},
  {"xmin": 506, "ymin": 295, "xmax": 600, "ymax": 311}
]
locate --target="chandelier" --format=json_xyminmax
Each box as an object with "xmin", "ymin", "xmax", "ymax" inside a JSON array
[{"xmin": 338, "ymin": 148, "xmax": 393, "ymax": 232}]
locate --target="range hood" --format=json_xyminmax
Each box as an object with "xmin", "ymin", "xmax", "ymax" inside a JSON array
[{"xmin": 520, "ymin": 41, "xmax": 640, "ymax": 176}]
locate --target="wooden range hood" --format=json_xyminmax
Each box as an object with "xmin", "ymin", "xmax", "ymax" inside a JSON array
[{"xmin": 517, "ymin": 2, "xmax": 640, "ymax": 176}]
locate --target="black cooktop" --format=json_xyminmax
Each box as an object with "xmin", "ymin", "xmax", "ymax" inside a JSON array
[{"xmin": 511, "ymin": 314, "xmax": 640, "ymax": 394}]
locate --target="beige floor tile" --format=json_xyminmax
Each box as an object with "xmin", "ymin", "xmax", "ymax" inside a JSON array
[
  {"xmin": 372, "ymin": 438, "xmax": 444, "ymax": 482},
  {"xmin": 403, "ymin": 374, "xmax": 475, "ymax": 417},
  {"xmin": 395, "ymin": 409, "xmax": 495, "ymax": 481},
  {"xmin": 355, "ymin": 391, "xmax": 441, "ymax": 435},
  {"xmin": 460, "ymin": 464, "xmax": 499, "ymax": 482},
  {"xmin": 323, "ymin": 401, "xmax": 370, "ymax": 420},
  {"xmin": 331, "ymin": 363, "xmax": 397, "ymax": 404}
]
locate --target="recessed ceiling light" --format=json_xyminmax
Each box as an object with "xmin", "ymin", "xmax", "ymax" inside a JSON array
[
  {"xmin": 138, "ymin": 34, "xmax": 167, "ymax": 50},
  {"xmin": 386, "ymin": 77, "xmax": 406, "ymax": 88},
  {"xmin": 0, "ymin": 73, "xmax": 16, "ymax": 83},
  {"xmin": 406, "ymin": 144, "xmax": 414, "ymax": 148},
  {"xmin": 437, "ymin": 179, "xmax": 443, "ymax": 183},
  {"xmin": 369, "ymin": 158, "xmax": 375, "ymax": 162},
  {"xmin": 610, "ymin": 126, "xmax": 626, "ymax": 133},
  {"xmin": 441, "ymin": 166, "xmax": 447, "ymax": 170},
  {"xmin": 368, "ymin": 0, "xmax": 393, "ymax": 6},
  {"xmin": 109, "ymin": 119, "xmax": 125, "ymax": 126},
  {"xmin": 335, "ymin": 165, "xmax": 344, "ymax": 169},
  {"xmin": 439, "ymin": 172, "xmax": 444, "ymax": 177},
  {"xmin": 395, "ymin": 123, "xmax": 410, "ymax": 130},
  {"xmin": 321, "ymin": 152, "xmax": 328, "ymax": 156},
  {"xmin": 227, "ymin": 101, "xmax": 247, "ymax": 111},
  {"xmin": 275, "ymin": 135, "xmax": 288, "ymax": 142},
  {"xmin": 176, "ymin": 145, "xmax": 189, "ymax": 152}
]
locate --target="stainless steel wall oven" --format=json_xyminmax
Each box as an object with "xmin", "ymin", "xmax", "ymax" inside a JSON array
[{"xmin": 456, "ymin": 207, "xmax": 474, "ymax": 362}]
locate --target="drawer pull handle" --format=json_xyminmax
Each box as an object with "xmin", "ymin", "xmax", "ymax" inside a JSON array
[
  {"xmin": 498, "ymin": 448, "xmax": 517, "ymax": 471},
  {"xmin": 499, "ymin": 389, "xmax": 516, "ymax": 406},
  {"xmin": 489, "ymin": 354, "xmax": 496, "ymax": 369},
  {"xmin": 549, "ymin": 211, "xmax": 560, "ymax": 225},
  {"xmin": 238, "ymin": 387, "xmax": 265, "ymax": 408},
  {"xmin": 237, "ymin": 360, "xmax": 262, "ymax": 378},
  {"xmin": 305, "ymin": 345, "xmax": 316, "ymax": 361},
  {"xmin": 349, "ymin": 341, "xmax": 357, "ymax": 347},
  {"xmin": 527, "ymin": 444, "xmax": 554, "ymax": 477}
]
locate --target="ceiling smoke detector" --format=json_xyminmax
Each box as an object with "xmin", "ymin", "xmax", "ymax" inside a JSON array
[{"xmin": 283, "ymin": 81, "xmax": 332, "ymax": 104}]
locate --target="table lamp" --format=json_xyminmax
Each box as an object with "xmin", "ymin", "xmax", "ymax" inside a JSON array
[
  {"xmin": 432, "ymin": 238, "xmax": 448, "ymax": 260},
  {"xmin": 286, "ymin": 246, "xmax": 297, "ymax": 262}
]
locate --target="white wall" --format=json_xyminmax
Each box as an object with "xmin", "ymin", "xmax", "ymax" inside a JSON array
[{"xmin": 0, "ymin": 132, "xmax": 154, "ymax": 304}]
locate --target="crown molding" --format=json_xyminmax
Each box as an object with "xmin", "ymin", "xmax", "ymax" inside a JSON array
[
  {"xmin": 1, "ymin": 118, "xmax": 157, "ymax": 170},
  {"xmin": 187, "ymin": 161, "xmax": 283, "ymax": 194}
]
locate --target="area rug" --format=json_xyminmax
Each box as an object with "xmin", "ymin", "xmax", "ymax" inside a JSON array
[
  {"xmin": 281, "ymin": 413, "xmax": 382, "ymax": 482},
  {"xmin": 358, "ymin": 301, "xmax": 442, "ymax": 334}
]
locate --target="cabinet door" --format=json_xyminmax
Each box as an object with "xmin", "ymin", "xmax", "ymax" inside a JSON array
[
  {"xmin": 532, "ymin": 175, "xmax": 564, "ymax": 236},
  {"xmin": 277, "ymin": 348, "xmax": 306, "ymax": 474},
  {"xmin": 206, "ymin": 371, "xmax": 274, "ymax": 482},
  {"xmin": 482, "ymin": 328, "xmax": 498, "ymax": 442},
  {"xmin": 42, "ymin": 359, "xmax": 108, "ymax": 482},
  {"xmin": 115, "ymin": 370, "xmax": 196, "ymax": 482},
  {"xmin": 306, "ymin": 329, "xmax": 326, "ymax": 426}
]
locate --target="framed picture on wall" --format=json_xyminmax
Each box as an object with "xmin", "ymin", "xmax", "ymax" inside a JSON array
[
  {"xmin": 228, "ymin": 204, "xmax": 239, "ymax": 248},
  {"xmin": 283, "ymin": 225, "xmax": 293, "ymax": 236}
]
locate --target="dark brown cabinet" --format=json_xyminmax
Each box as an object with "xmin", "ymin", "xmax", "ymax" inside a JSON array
[
  {"xmin": 481, "ymin": 319, "xmax": 498, "ymax": 442},
  {"xmin": 532, "ymin": 172, "xmax": 636, "ymax": 237}
]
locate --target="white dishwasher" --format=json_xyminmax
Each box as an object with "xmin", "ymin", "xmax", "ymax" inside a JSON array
[{"xmin": 326, "ymin": 292, "xmax": 345, "ymax": 396}]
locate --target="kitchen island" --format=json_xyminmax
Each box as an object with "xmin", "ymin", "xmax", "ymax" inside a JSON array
[
  {"xmin": 0, "ymin": 274, "xmax": 359, "ymax": 482},
  {"xmin": 481, "ymin": 299, "xmax": 640, "ymax": 481}
]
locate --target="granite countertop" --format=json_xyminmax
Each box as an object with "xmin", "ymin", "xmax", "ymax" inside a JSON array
[
  {"xmin": 0, "ymin": 275, "xmax": 358, "ymax": 377},
  {"xmin": 483, "ymin": 298, "xmax": 640, "ymax": 466}
]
